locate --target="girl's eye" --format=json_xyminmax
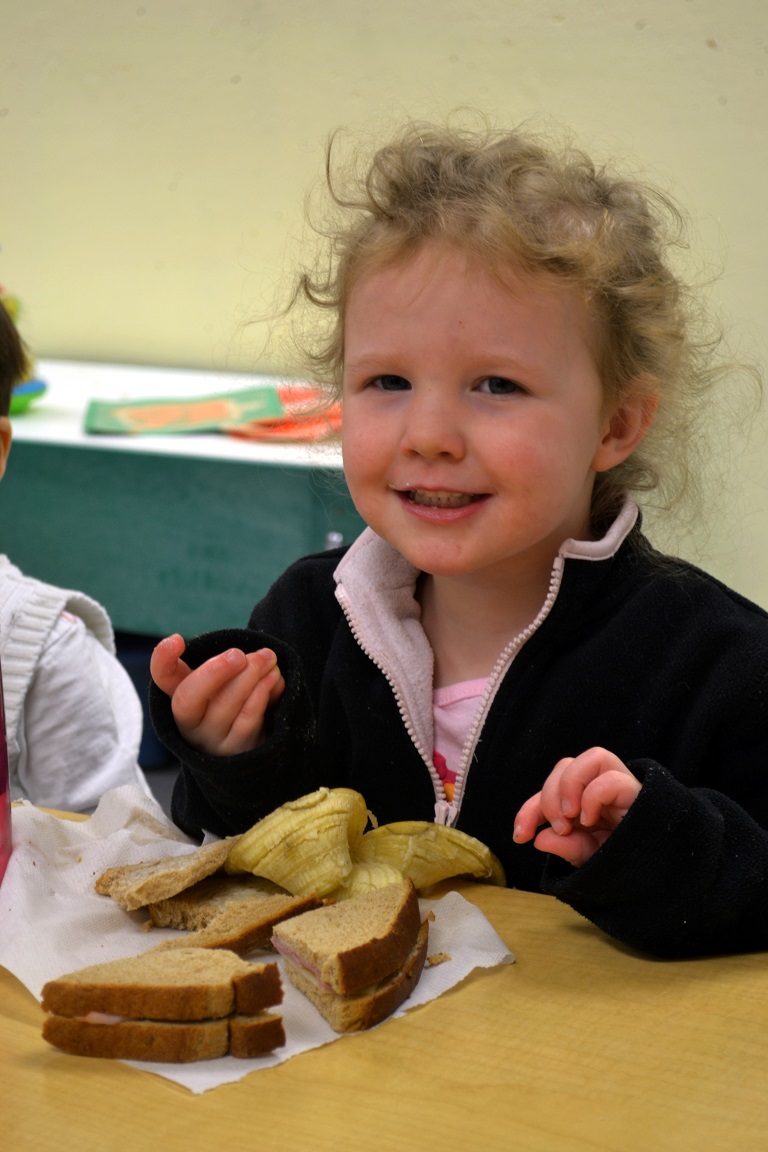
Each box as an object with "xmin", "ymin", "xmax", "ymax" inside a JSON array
[
  {"xmin": 477, "ymin": 376, "xmax": 522, "ymax": 395},
  {"xmin": 372, "ymin": 374, "xmax": 411, "ymax": 391}
]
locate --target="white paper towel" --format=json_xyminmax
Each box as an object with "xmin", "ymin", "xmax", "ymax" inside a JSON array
[{"xmin": 0, "ymin": 786, "xmax": 515, "ymax": 1093}]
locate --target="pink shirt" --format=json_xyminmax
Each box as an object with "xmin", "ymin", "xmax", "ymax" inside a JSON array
[{"xmin": 433, "ymin": 678, "xmax": 488, "ymax": 801}]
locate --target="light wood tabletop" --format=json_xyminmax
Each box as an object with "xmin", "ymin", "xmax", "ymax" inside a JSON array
[{"xmin": 2, "ymin": 873, "xmax": 766, "ymax": 1152}]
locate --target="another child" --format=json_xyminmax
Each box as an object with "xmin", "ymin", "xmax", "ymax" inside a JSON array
[
  {"xmin": 150, "ymin": 121, "xmax": 768, "ymax": 959},
  {"xmin": 0, "ymin": 300, "xmax": 152, "ymax": 811}
]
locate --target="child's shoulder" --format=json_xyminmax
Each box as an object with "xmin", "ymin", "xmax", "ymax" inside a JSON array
[
  {"xmin": 254, "ymin": 544, "xmax": 349, "ymax": 625},
  {"xmin": 629, "ymin": 535, "xmax": 768, "ymax": 628},
  {"xmin": 275, "ymin": 543, "xmax": 349, "ymax": 589}
]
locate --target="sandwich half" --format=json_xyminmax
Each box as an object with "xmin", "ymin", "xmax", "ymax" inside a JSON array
[
  {"xmin": 146, "ymin": 873, "xmax": 322, "ymax": 954},
  {"xmin": 41, "ymin": 947, "xmax": 285, "ymax": 1062},
  {"xmin": 271, "ymin": 880, "xmax": 429, "ymax": 1032}
]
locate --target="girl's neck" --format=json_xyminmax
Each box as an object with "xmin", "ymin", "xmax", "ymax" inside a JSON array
[{"xmin": 417, "ymin": 567, "xmax": 553, "ymax": 688}]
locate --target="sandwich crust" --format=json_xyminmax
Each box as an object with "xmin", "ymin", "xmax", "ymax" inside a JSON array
[{"xmin": 94, "ymin": 838, "xmax": 241, "ymax": 911}]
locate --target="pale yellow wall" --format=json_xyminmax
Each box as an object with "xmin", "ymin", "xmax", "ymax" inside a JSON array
[{"xmin": 1, "ymin": 0, "xmax": 767, "ymax": 597}]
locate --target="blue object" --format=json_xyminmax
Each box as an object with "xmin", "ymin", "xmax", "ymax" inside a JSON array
[{"xmin": 10, "ymin": 378, "xmax": 46, "ymax": 415}]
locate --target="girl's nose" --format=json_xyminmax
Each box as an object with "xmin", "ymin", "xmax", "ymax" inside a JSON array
[{"xmin": 399, "ymin": 388, "xmax": 466, "ymax": 460}]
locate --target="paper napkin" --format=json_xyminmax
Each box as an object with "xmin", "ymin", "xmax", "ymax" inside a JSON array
[{"xmin": 0, "ymin": 786, "xmax": 514, "ymax": 1094}]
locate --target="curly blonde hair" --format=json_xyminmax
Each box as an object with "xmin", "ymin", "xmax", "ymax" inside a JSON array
[{"xmin": 293, "ymin": 120, "xmax": 730, "ymax": 524}]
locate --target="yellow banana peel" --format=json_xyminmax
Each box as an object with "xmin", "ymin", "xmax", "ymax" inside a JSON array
[
  {"xmin": 225, "ymin": 787, "xmax": 368, "ymax": 898},
  {"xmin": 225, "ymin": 787, "xmax": 505, "ymax": 900},
  {"xmin": 328, "ymin": 860, "xmax": 405, "ymax": 901},
  {"xmin": 354, "ymin": 820, "xmax": 506, "ymax": 890}
]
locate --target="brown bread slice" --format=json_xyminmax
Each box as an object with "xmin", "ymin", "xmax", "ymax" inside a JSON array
[
  {"xmin": 42, "ymin": 1011, "xmax": 285, "ymax": 1062},
  {"xmin": 271, "ymin": 880, "xmax": 422, "ymax": 996},
  {"xmin": 284, "ymin": 919, "xmax": 429, "ymax": 1033},
  {"xmin": 94, "ymin": 837, "xmax": 241, "ymax": 911},
  {"xmin": 228, "ymin": 1012, "xmax": 286, "ymax": 1058},
  {"xmin": 41, "ymin": 947, "xmax": 281, "ymax": 1021},
  {"xmin": 147, "ymin": 873, "xmax": 322, "ymax": 954}
]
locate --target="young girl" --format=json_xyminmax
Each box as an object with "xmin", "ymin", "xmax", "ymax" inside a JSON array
[{"xmin": 150, "ymin": 122, "xmax": 768, "ymax": 960}]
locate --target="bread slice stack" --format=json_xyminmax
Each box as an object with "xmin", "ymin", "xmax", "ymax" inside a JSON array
[
  {"xmin": 41, "ymin": 947, "xmax": 285, "ymax": 1062},
  {"xmin": 95, "ymin": 841, "xmax": 321, "ymax": 953},
  {"xmin": 272, "ymin": 880, "xmax": 429, "ymax": 1032}
]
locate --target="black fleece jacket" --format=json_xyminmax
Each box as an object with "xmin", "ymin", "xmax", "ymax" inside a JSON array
[{"xmin": 150, "ymin": 527, "xmax": 768, "ymax": 960}]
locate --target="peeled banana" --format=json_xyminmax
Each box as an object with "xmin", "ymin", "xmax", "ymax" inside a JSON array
[
  {"xmin": 354, "ymin": 821, "xmax": 506, "ymax": 890},
  {"xmin": 225, "ymin": 787, "xmax": 368, "ymax": 898}
]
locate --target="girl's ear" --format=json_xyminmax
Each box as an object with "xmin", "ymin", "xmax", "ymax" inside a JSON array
[
  {"xmin": 592, "ymin": 389, "xmax": 658, "ymax": 473},
  {"xmin": 0, "ymin": 417, "xmax": 12, "ymax": 480}
]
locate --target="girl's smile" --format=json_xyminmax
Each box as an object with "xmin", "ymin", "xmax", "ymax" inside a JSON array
[
  {"xmin": 394, "ymin": 486, "xmax": 489, "ymax": 523},
  {"xmin": 341, "ymin": 242, "xmax": 638, "ymax": 601}
]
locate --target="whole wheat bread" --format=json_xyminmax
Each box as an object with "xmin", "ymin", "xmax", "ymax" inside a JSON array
[
  {"xmin": 271, "ymin": 880, "xmax": 422, "ymax": 996},
  {"xmin": 285, "ymin": 919, "xmax": 429, "ymax": 1032},
  {"xmin": 42, "ymin": 1010, "xmax": 285, "ymax": 1062},
  {"xmin": 147, "ymin": 873, "xmax": 322, "ymax": 955},
  {"xmin": 41, "ymin": 946, "xmax": 281, "ymax": 1021},
  {"xmin": 41, "ymin": 946, "xmax": 285, "ymax": 1062},
  {"xmin": 94, "ymin": 837, "xmax": 241, "ymax": 911}
]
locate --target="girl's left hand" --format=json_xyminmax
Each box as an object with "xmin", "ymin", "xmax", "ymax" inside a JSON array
[{"xmin": 513, "ymin": 747, "xmax": 641, "ymax": 867}]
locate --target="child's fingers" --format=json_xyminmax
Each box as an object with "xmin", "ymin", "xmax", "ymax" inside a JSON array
[
  {"xmin": 512, "ymin": 791, "xmax": 545, "ymax": 843},
  {"xmin": 150, "ymin": 633, "xmax": 191, "ymax": 695},
  {"xmin": 536, "ymin": 756, "xmax": 577, "ymax": 832},
  {"xmin": 170, "ymin": 647, "xmax": 251, "ymax": 729},
  {"xmin": 514, "ymin": 748, "xmax": 640, "ymax": 852},
  {"xmin": 219, "ymin": 662, "xmax": 284, "ymax": 752},
  {"xmin": 514, "ymin": 758, "xmax": 578, "ymax": 841},
  {"xmin": 556, "ymin": 748, "xmax": 631, "ymax": 820},
  {"xmin": 578, "ymin": 770, "xmax": 641, "ymax": 828},
  {"xmin": 265, "ymin": 666, "xmax": 286, "ymax": 708},
  {"xmin": 532, "ymin": 824, "xmax": 611, "ymax": 867},
  {"xmin": 175, "ymin": 648, "xmax": 282, "ymax": 753}
]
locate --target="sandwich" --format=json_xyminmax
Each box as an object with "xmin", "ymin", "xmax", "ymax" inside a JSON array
[
  {"xmin": 146, "ymin": 873, "xmax": 322, "ymax": 954},
  {"xmin": 95, "ymin": 841, "xmax": 321, "ymax": 954},
  {"xmin": 271, "ymin": 879, "xmax": 429, "ymax": 1032},
  {"xmin": 41, "ymin": 947, "xmax": 285, "ymax": 1062}
]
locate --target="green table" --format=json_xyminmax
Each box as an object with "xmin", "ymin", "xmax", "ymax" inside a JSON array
[{"xmin": 0, "ymin": 360, "xmax": 364, "ymax": 639}]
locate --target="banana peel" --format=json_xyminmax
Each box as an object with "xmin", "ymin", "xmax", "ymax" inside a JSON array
[
  {"xmin": 224, "ymin": 787, "xmax": 368, "ymax": 898},
  {"xmin": 328, "ymin": 860, "xmax": 405, "ymax": 901},
  {"xmin": 354, "ymin": 821, "xmax": 506, "ymax": 890},
  {"xmin": 225, "ymin": 787, "xmax": 505, "ymax": 901}
]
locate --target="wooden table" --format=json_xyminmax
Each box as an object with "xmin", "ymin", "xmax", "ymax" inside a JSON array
[
  {"xmin": 0, "ymin": 359, "xmax": 363, "ymax": 637},
  {"xmin": 2, "ymin": 876, "xmax": 766, "ymax": 1152}
]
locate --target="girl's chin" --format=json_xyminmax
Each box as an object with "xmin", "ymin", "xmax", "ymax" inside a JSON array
[{"xmin": 391, "ymin": 543, "xmax": 492, "ymax": 579}]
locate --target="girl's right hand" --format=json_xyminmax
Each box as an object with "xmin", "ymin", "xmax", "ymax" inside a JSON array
[{"xmin": 150, "ymin": 633, "xmax": 285, "ymax": 756}]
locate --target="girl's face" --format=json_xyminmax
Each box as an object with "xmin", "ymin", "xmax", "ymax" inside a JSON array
[{"xmin": 341, "ymin": 243, "xmax": 629, "ymax": 592}]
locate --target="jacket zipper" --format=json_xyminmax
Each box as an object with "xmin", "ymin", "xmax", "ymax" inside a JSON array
[
  {"xmin": 335, "ymin": 585, "xmax": 436, "ymax": 769},
  {"xmin": 439, "ymin": 556, "xmax": 566, "ymax": 826},
  {"xmin": 337, "ymin": 556, "xmax": 566, "ymax": 828}
]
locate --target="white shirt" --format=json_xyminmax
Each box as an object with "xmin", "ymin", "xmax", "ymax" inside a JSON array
[
  {"xmin": 12, "ymin": 609, "xmax": 151, "ymax": 811},
  {"xmin": 0, "ymin": 555, "xmax": 152, "ymax": 812}
]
